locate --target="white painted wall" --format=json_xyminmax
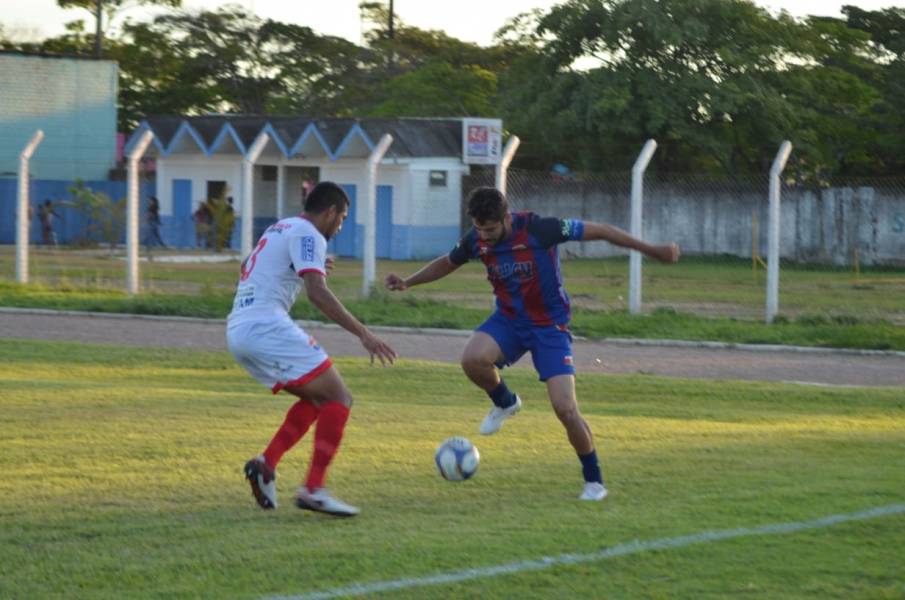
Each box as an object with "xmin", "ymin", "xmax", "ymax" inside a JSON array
[
  {"xmin": 156, "ymin": 155, "xmax": 466, "ymax": 229},
  {"xmin": 252, "ymin": 165, "xmax": 277, "ymax": 218},
  {"xmin": 408, "ymin": 160, "xmax": 467, "ymax": 227},
  {"xmin": 157, "ymin": 155, "xmax": 242, "ymax": 215}
]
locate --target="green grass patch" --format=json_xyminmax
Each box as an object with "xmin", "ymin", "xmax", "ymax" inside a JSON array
[
  {"xmin": 1, "ymin": 249, "xmax": 904, "ymax": 350},
  {"xmin": 1, "ymin": 339, "xmax": 903, "ymax": 598},
  {"xmin": 3, "ymin": 278, "xmax": 904, "ymax": 350}
]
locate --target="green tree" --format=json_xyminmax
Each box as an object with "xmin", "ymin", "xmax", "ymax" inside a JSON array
[
  {"xmin": 773, "ymin": 15, "xmax": 883, "ymax": 178},
  {"xmin": 111, "ymin": 20, "xmax": 220, "ymax": 132},
  {"xmin": 359, "ymin": 2, "xmax": 520, "ymax": 75},
  {"xmin": 1, "ymin": 20, "xmax": 94, "ymax": 55},
  {"xmin": 494, "ymin": 0, "xmax": 905, "ymax": 177},
  {"xmin": 353, "ymin": 2, "xmax": 525, "ymax": 116},
  {"xmin": 840, "ymin": 6, "xmax": 905, "ymax": 174},
  {"xmin": 368, "ymin": 61, "xmax": 497, "ymax": 117},
  {"xmin": 56, "ymin": 0, "xmax": 181, "ymax": 57},
  {"xmin": 63, "ymin": 181, "xmax": 125, "ymax": 251},
  {"xmin": 117, "ymin": 6, "xmax": 374, "ymax": 120},
  {"xmin": 499, "ymin": 0, "xmax": 812, "ymax": 174}
]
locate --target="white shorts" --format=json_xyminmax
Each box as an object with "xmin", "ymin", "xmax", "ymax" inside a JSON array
[{"xmin": 227, "ymin": 317, "xmax": 331, "ymax": 394}]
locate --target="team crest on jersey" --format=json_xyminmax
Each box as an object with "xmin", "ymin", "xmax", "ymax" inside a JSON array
[
  {"xmin": 300, "ymin": 236, "xmax": 315, "ymax": 261},
  {"xmin": 487, "ymin": 261, "xmax": 534, "ymax": 280}
]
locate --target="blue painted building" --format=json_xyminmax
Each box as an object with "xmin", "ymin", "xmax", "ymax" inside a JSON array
[
  {"xmin": 0, "ymin": 51, "xmax": 118, "ymax": 181},
  {"xmin": 126, "ymin": 116, "xmax": 475, "ymax": 259},
  {"xmin": 0, "ymin": 178, "xmax": 155, "ymax": 245}
]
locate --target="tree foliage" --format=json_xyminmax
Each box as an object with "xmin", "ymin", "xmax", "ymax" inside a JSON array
[{"xmin": 3, "ymin": 1, "xmax": 905, "ymax": 176}]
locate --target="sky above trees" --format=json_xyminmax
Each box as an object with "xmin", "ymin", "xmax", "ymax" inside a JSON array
[
  {"xmin": 7, "ymin": 0, "xmax": 905, "ymax": 45},
  {"xmin": 3, "ymin": 0, "xmax": 905, "ymax": 178}
]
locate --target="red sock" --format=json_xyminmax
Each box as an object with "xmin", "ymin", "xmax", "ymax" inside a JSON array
[
  {"xmin": 262, "ymin": 399, "xmax": 319, "ymax": 468},
  {"xmin": 304, "ymin": 401, "xmax": 351, "ymax": 491}
]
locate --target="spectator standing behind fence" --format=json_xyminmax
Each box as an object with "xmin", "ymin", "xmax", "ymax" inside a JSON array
[
  {"xmin": 144, "ymin": 196, "xmax": 167, "ymax": 249},
  {"xmin": 193, "ymin": 201, "xmax": 212, "ymax": 249},
  {"xmin": 221, "ymin": 196, "xmax": 236, "ymax": 252},
  {"xmin": 206, "ymin": 196, "xmax": 236, "ymax": 252},
  {"xmin": 38, "ymin": 199, "xmax": 59, "ymax": 246}
]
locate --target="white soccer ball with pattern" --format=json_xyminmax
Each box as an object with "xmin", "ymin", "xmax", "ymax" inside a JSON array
[{"xmin": 434, "ymin": 436, "xmax": 480, "ymax": 481}]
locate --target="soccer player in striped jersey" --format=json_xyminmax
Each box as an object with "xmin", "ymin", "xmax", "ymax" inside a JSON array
[{"xmin": 385, "ymin": 187, "xmax": 679, "ymax": 501}]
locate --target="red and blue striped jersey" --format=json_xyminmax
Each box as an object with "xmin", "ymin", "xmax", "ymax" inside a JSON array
[{"xmin": 449, "ymin": 212, "xmax": 585, "ymax": 326}]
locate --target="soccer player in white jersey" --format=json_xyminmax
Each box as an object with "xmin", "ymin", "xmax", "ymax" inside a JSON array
[{"xmin": 227, "ymin": 181, "xmax": 397, "ymax": 517}]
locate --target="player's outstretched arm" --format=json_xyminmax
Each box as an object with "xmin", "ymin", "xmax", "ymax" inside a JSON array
[
  {"xmin": 581, "ymin": 221, "xmax": 680, "ymax": 263},
  {"xmin": 303, "ymin": 272, "xmax": 397, "ymax": 365},
  {"xmin": 385, "ymin": 255, "xmax": 461, "ymax": 291}
]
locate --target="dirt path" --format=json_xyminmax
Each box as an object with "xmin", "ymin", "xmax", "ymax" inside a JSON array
[{"xmin": 1, "ymin": 309, "xmax": 903, "ymax": 387}]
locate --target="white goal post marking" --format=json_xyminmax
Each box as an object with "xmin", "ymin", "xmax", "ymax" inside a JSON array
[{"xmin": 262, "ymin": 503, "xmax": 905, "ymax": 600}]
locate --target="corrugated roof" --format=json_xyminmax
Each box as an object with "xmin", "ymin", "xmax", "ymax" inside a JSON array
[{"xmin": 126, "ymin": 115, "xmax": 468, "ymax": 161}]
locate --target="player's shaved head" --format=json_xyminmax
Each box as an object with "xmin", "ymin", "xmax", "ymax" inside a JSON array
[
  {"xmin": 304, "ymin": 182, "xmax": 350, "ymax": 215},
  {"xmin": 467, "ymin": 187, "xmax": 507, "ymax": 224}
]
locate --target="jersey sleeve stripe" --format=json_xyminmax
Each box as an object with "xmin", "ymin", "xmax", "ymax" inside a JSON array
[{"xmin": 297, "ymin": 268, "xmax": 326, "ymax": 277}]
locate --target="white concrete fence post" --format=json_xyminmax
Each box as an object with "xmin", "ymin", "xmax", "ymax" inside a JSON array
[
  {"xmin": 629, "ymin": 139, "xmax": 657, "ymax": 315},
  {"xmin": 241, "ymin": 132, "xmax": 270, "ymax": 258},
  {"xmin": 494, "ymin": 136, "xmax": 521, "ymax": 197},
  {"xmin": 16, "ymin": 130, "xmax": 44, "ymax": 284},
  {"xmin": 766, "ymin": 140, "xmax": 793, "ymax": 323},
  {"xmin": 276, "ymin": 164, "xmax": 286, "ymax": 219},
  {"xmin": 363, "ymin": 134, "xmax": 394, "ymax": 297},
  {"xmin": 126, "ymin": 129, "xmax": 155, "ymax": 295}
]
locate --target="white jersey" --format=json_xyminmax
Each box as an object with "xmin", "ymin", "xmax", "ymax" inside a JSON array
[{"xmin": 227, "ymin": 216, "xmax": 327, "ymax": 324}]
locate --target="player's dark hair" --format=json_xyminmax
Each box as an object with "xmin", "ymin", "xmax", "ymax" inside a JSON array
[
  {"xmin": 466, "ymin": 187, "xmax": 507, "ymax": 223},
  {"xmin": 304, "ymin": 181, "xmax": 349, "ymax": 214}
]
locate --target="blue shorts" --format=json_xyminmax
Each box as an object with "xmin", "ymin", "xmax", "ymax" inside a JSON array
[{"xmin": 476, "ymin": 311, "xmax": 575, "ymax": 382}]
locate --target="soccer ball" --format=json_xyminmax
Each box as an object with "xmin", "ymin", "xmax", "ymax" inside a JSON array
[{"xmin": 434, "ymin": 436, "xmax": 480, "ymax": 481}]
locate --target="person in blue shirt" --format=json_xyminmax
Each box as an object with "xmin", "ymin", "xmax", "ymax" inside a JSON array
[{"xmin": 385, "ymin": 186, "xmax": 679, "ymax": 501}]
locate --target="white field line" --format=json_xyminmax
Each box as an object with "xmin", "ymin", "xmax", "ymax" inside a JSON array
[{"xmin": 262, "ymin": 503, "xmax": 905, "ymax": 600}]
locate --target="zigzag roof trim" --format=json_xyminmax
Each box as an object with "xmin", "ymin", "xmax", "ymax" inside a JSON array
[{"xmin": 125, "ymin": 115, "xmax": 465, "ymax": 161}]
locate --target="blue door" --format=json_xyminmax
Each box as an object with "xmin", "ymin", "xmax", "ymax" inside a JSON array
[
  {"xmin": 377, "ymin": 185, "xmax": 393, "ymax": 258},
  {"xmin": 330, "ymin": 184, "xmax": 356, "ymax": 257},
  {"xmin": 172, "ymin": 179, "xmax": 193, "ymax": 248}
]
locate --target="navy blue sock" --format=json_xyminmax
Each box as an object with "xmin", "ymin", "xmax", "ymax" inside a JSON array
[
  {"xmin": 487, "ymin": 380, "xmax": 516, "ymax": 409},
  {"xmin": 578, "ymin": 450, "xmax": 604, "ymax": 484}
]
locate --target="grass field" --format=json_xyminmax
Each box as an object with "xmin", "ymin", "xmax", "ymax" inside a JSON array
[
  {"xmin": 4, "ymin": 248, "xmax": 904, "ymax": 320},
  {"xmin": 1, "ymin": 339, "xmax": 903, "ymax": 598},
  {"xmin": 2, "ymin": 247, "xmax": 905, "ymax": 350}
]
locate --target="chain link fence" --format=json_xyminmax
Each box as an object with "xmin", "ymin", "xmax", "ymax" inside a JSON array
[
  {"xmin": 465, "ymin": 168, "xmax": 905, "ymax": 324},
  {"xmin": 4, "ymin": 166, "xmax": 904, "ymax": 326}
]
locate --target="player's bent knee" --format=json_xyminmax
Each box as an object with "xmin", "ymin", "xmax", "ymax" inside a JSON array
[
  {"xmin": 337, "ymin": 388, "xmax": 354, "ymax": 408},
  {"xmin": 460, "ymin": 353, "xmax": 493, "ymax": 374},
  {"xmin": 552, "ymin": 402, "xmax": 581, "ymax": 424}
]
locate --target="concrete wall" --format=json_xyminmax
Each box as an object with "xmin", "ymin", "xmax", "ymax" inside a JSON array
[
  {"xmin": 0, "ymin": 53, "xmax": 118, "ymax": 181},
  {"xmin": 511, "ymin": 182, "xmax": 905, "ymax": 266},
  {"xmin": 0, "ymin": 178, "xmax": 155, "ymax": 245}
]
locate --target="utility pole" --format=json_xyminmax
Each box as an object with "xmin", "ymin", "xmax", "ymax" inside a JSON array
[
  {"xmin": 388, "ymin": 0, "xmax": 394, "ymax": 39},
  {"xmin": 93, "ymin": 0, "xmax": 103, "ymax": 58},
  {"xmin": 387, "ymin": 0, "xmax": 395, "ymax": 71}
]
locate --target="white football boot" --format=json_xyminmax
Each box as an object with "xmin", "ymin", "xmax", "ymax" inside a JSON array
[
  {"xmin": 479, "ymin": 395, "xmax": 522, "ymax": 435},
  {"xmin": 578, "ymin": 482, "xmax": 608, "ymax": 501},
  {"xmin": 295, "ymin": 487, "xmax": 360, "ymax": 517}
]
